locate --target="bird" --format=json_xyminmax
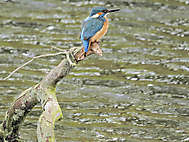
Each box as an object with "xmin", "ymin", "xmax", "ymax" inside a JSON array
[{"xmin": 80, "ymin": 7, "xmax": 120, "ymax": 56}]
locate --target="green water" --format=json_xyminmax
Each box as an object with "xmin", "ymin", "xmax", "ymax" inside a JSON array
[{"xmin": 0, "ymin": 0, "xmax": 189, "ymax": 141}]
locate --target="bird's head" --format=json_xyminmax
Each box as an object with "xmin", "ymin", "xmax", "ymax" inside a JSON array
[{"xmin": 89, "ymin": 7, "xmax": 120, "ymax": 18}]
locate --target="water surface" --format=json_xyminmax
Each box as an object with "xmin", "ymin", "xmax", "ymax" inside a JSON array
[{"xmin": 0, "ymin": 0, "xmax": 189, "ymax": 141}]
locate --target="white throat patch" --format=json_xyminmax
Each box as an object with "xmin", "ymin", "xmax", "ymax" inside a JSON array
[{"xmin": 91, "ymin": 14, "xmax": 99, "ymax": 18}]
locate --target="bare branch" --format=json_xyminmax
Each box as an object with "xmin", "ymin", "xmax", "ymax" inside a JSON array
[
  {"xmin": 51, "ymin": 46, "xmax": 65, "ymax": 52},
  {"xmin": 1, "ymin": 42, "xmax": 102, "ymax": 141},
  {"xmin": 3, "ymin": 52, "xmax": 66, "ymax": 80}
]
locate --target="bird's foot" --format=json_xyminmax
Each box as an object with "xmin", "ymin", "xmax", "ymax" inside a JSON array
[
  {"xmin": 95, "ymin": 40, "xmax": 100, "ymax": 44},
  {"xmin": 84, "ymin": 52, "xmax": 87, "ymax": 57},
  {"xmin": 66, "ymin": 52, "xmax": 76, "ymax": 67}
]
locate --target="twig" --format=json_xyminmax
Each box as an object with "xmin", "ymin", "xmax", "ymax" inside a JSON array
[
  {"xmin": 51, "ymin": 46, "xmax": 65, "ymax": 52},
  {"xmin": 1, "ymin": 42, "xmax": 101, "ymax": 141},
  {"xmin": 3, "ymin": 52, "xmax": 66, "ymax": 80}
]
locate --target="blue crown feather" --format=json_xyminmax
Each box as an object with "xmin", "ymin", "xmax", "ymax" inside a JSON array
[{"xmin": 90, "ymin": 7, "xmax": 107, "ymax": 16}]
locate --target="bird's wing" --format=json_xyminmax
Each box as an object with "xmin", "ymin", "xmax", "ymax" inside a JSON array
[{"xmin": 81, "ymin": 18, "xmax": 104, "ymax": 40}]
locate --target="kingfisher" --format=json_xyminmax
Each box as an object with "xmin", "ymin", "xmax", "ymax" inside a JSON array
[{"xmin": 81, "ymin": 7, "xmax": 120, "ymax": 56}]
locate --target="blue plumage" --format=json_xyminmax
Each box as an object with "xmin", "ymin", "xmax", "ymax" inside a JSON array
[
  {"xmin": 81, "ymin": 18, "xmax": 104, "ymax": 40},
  {"xmin": 81, "ymin": 18, "xmax": 104, "ymax": 52},
  {"xmin": 80, "ymin": 7, "xmax": 120, "ymax": 54},
  {"xmin": 82, "ymin": 39, "xmax": 89, "ymax": 52},
  {"xmin": 89, "ymin": 7, "xmax": 107, "ymax": 17}
]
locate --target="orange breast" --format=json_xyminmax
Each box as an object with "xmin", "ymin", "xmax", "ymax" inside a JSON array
[{"xmin": 90, "ymin": 17, "xmax": 109, "ymax": 42}]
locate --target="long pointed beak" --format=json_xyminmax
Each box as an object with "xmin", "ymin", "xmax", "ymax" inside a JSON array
[{"xmin": 107, "ymin": 9, "xmax": 120, "ymax": 13}]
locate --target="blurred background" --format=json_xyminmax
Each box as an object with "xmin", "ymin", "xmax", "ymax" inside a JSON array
[{"xmin": 0, "ymin": 0, "xmax": 189, "ymax": 141}]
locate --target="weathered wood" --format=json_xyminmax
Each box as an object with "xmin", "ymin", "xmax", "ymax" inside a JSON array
[
  {"xmin": 1, "ymin": 85, "xmax": 40, "ymax": 142},
  {"xmin": 0, "ymin": 42, "xmax": 101, "ymax": 142}
]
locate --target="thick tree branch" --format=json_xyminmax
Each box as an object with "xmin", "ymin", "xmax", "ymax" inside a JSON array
[{"xmin": 0, "ymin": 42, "xmax": 102, "ymax": 142}]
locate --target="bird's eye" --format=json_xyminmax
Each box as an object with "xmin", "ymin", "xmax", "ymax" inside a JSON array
[{"xmin": 102, "ymin": 10, "xmax": 108, "ymax": 13}]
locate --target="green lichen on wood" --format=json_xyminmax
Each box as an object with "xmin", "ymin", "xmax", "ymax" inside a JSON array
[
  {"xmin": 1, "ymin": 43, "xmax": 100, "ymax": 142},
  {"xmin": 1, "ymin": 85, "xmax": 39, "ymax": 141},
  {"xmin": 37, "ymin": 86, "xmax": 63, "ymax": 142}
]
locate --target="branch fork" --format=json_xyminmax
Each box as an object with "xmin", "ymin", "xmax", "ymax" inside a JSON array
[{"xmin": 1, "ymin": 41, "xmax": 102, "ymax": 142}]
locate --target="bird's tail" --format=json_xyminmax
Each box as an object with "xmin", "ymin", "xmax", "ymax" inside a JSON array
[{"xmin": 82, "ymin": 40, "xmax": 89, "ymax": 53}]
